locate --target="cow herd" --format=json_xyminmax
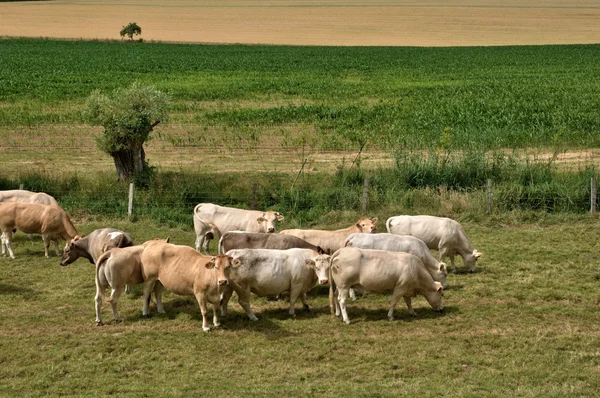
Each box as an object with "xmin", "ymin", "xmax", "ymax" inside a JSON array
[{"xmin": 0, "ymin": 191, "xmax": 482, "ymax": 331}]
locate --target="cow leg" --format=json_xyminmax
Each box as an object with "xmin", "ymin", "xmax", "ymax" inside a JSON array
[
  {"xmin": 288, "ymin": 286, "xmax": 303, "ymax": 317},
  {"xmin": 238, "ymin": 288, "xmax": 258, "ymax": 321},
  {"xmin": 95, "ymin": 276, "xmax": 108, "ymax": 325},
  {"xmin": 220, "ymin": 285, "xmax": 234, "ymax": 317},
  {"xmin": 349, "ymin": 288, "xmax": 357, "ymax": 301},
  {"xmin": 388, "ymin": 287, "xmax": 405, "ymax": 321},
  {"xmin": 202, "ymin": 234, "xmax": 212, "ymax": 255},
  {"xmin": 195, "ymin": 234, "xmax": 203, "ymax": 252},
  {"xmin": 333, "ymin": 288, "xmax": 341, "ymax": 317},
  {"xmin": 3, "ymin": 230, "xmax": 15, "ymax": 259},
  {"xmin": 300, "ymin": 293, "xmax": 310, "ymax": 312},
  {"xmin": 337, "ymin": 287, "xmax": 351, "ymax": 324},
  {"xmin": 141, "ymin": 280, "xmax": 156, "ymax": 317},
  {"xmin": 1, "ymin": 232, "xmax": 6, "ymax": 256},
  {"xmin": 212, "ymin": 302, "xmax": 221, "ymax": 328},
  {"xmin": 42, "ymin": 234, "xmax": 51, "ymax": 258},
  {"xmin": 53, "ymin": 239, "xmax": 61, "ymax": 256},
  {"xmin": 440, "ymin": 246, "xmax": 456, "ymax": 273},
  {"xmin": 195, "ymin": 293, "xmax": 211, "ymax": 332},
  {"xmin": 404, "ymin": 296, "xmax": 417, "ymax": 316},
  {"xmin": 154, "ymin": 283, "xmax": 165, "ymax": 313},
  {"xmin": 108, "ymin": 285, "xmax": 125, "ymax": 323}
]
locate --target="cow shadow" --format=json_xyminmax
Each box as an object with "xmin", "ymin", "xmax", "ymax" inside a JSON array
[
  {"xmin": 0, "ymin": 282, "xmax": 38, "ymax": 299},
  {"xmin": 343, "ymin": 305, "xmax": 459, "ymax": 324}
]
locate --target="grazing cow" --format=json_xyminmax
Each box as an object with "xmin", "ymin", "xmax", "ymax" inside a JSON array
[
  {"xmin": 0, "ymin": 189, "xmax": 58, "ymax": 206},
  {"xmin": 0, "ymin": 202, "xmax": 79, "ymax": 258},
  {"xmin": 94, "ymin": 239, "xmax": 167, "ymax": 326},
  {"xmin": 193, "ymin": 203, "xmax": 284, "ymax": 254},
  {"xmin": 279, "ymin": 217, "xmax": 378, "ymax": 254},
  {"xmin": 218, "ymin": 231, "xmax": 322, "ymax": 254},
  {"xmin": 329, "ymin": 247, "xmax": 444, "ymax": 324},
  {"xmin": 222, "ymin": 248, "xmax": 331, "ymax": 320},
  {"xmin": 60, "ymin": 228, "xmax": 134, "ymax": 266},
  {"xmin": 140, "ymin": 240, "xmax": 236, "ymax": 332},
  {"xmin": 345, "ymin": 233, "xmax": 448, "ymax": 288},
  {"xmin": 386, "ymin": 215, "xmax": 481, "ymax": 272}
]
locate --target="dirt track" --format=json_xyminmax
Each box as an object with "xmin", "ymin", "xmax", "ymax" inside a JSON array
[{"xmin": 1, "ymin": 0, "xmax": 599, "ymax": 46}]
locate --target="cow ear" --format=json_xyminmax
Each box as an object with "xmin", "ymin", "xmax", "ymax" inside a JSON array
[
  {"xmin": 371, "ymin": 217, "xmax": 378, "ymax": 224},
  {"xmin": 434, "ymin": 282, "xmax": 444, "ymax": 295},
  {"xmin": 439, "ymin": 262, "xmax": 447, "ymax": 273},
  {"xmin": 317, "ymin": 246, "xmax": 324, "ymax": 255},
  {"xmin": 257, "ymin": 216, "xmax": 266, "ymax": 223},
  {"xmin": 205, "ymin": 257, "xmax": 216, "ymax": 269},
  {"xmin": 232, "ymin": 259, "xmax": 242, "ymax": 267},
  {"xmin": 473, "ymin": 250, "xmax": 482, "ymax": 259},
  {"xmin": 276, "ymin": 213, "xmax": 285, "ymax": 221},
  {"xmin": 165, "ymin": 237, "xmax": 171, "ymax": 243},
  {"xmin": 305, "ymin": 259, "xmax": 315, "ymax": 268}
]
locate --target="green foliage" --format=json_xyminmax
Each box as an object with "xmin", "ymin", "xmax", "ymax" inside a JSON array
[
  {"xmin": 1, "ymin": 39, "xmax": 600, "ymax": 150},
  {"xmin": 119, "ymin": 22, "xmax": 142, "ymax": 41},
  {"xmin": 83, "ymin": 82, "xmax": 169, "ymax": 154}
]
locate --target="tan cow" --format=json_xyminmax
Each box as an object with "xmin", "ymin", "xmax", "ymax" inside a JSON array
[
  {"xmin": 94, "ymin": 238, "xmax": 169, "ymax": 325},
  {"xmin": 0, "ymin": 189, "xmax": 58, "ymax": 206},
  {"xmin": 329, "ymin": 247, "xmax": 444, "ymax": 324},
  {"xmin": 140, "ymin": 240, "xmax": 236, "ymax": 332},
  {"xmin": 218, "ymin": 231, "xmax": 322, "ymax": 254},
  {"xmin": 279, "ymin": 217, "xmax": 378, "ymax": 254},
  {"xmin": 0, "ymin": 202, "xmax": 79, "ymax": 258},
  {"xmin": 193, "ymin": 203, "xmax": 285, "ymax": 254}
]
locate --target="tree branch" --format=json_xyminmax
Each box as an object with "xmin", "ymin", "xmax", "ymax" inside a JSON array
[{"xmin": 150, "ymin": 120, "xmax": 161, "ymax": 129}]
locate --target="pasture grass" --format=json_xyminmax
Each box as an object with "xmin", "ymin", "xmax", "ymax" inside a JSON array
[{"xmin": 1, "ymin": 219, "xmax": 599, "ymax": 396}]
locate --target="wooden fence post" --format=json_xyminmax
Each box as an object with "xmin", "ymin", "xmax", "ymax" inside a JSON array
[
  {"xmin": 19, "ymin": 184, "xmax": 24, "ymax": 190},
  {"xmin": 362, "ymin": 176, "xmax": 369, "ymax": 215},
  {"xmin": 250, "ymin": 183, "xmax": 257, "ymax": 210},
  {"xmin": 487, "ymin": 179, "xmax": 492, "ymax": 215},
  {"xmin": 128, "ymin": 183, "xmax": 134, "ymax": 220},
  {"xmin": 591, "ymin": 176, "xmax": 597, "ymax": 214}
]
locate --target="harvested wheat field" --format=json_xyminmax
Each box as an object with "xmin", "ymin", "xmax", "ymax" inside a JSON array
[{"xmin": 1, "ymin": 0, "xmax": 599, "ymax": 46}]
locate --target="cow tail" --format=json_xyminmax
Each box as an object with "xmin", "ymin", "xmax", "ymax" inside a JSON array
[
  {"xmin": 217, "ymin": 232, "xmax": 227, "ymax": 255},
  {"xmin": 385, "ymin": 217, "xmax": 393, "ymax": 233},
  {"xmin": 328, "ymin": 250, "xmax": 341, "ymax": 316},
  {"xmin": 96, "ymin": 250, "xmax": 111, "ymax": 302}
]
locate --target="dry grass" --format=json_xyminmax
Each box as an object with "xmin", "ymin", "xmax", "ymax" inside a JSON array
[{"xmin": 1, "ymin": 0, "xmax": 599, "ymax": 46}]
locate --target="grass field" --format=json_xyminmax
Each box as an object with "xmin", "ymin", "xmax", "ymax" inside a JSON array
[
  {"xmin": 1, "ymin": 0, "xmax": 600, "ymax": 46},
  {"xmin": 1, "ymin": 219, "xmax": 599, "ymax": 397}
]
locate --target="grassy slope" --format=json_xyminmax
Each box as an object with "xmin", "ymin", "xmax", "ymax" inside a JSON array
[{"xmin": 1, "ymin": 219, "xmax": 599, "ymax": 397}]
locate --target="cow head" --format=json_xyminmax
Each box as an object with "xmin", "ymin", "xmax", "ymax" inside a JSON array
[
  {"xmin": 423, "ymin": 281, "xmax": 445, "ymax": 313},
  {"xmin": 305, "ymin": 247, "xmax": 332, "ymax": 285},
  {"xmin": 356, "ymin": 217, "xmax": 378, "ymax": 233},
  {"xmin": 463, "ymin": 249, "xmax": 482, "ymax": 272},
  {"xmin": 257, "ymin": 211, "xmax": 285, "ymax": 233},
  {"xmin": 60, "ymin": 235, "xmax": 84, "ymax": 266},
  {"xmin": 206, "ymin": 255, "xmax": 239, "ymax": 286}
]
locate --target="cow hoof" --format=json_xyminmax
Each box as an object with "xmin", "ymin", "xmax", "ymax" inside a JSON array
[
  {"xmin": 143, "ymin": 313, "xmax": 151, "ymax": 319},
  {"xmin": 343, "ymin": 319, "xmax": 351, "ymax": 325},
  {"xmin": 202, "ymin": 327, "xmax": 211, "ymax": 332},
  {"xmin": 388, "ymin": 316, "xmax": 395, "ymax": 321},
  {"xmin": 303, "ymin": 305, "xmax": 310, "ymax": 312},
  {"xmin": 409, "ymin": 312, "xmax": 417, "ymax": 317},
  {"xmin": 249, "ymin": 316, "xmax": 259, "ymax": 321},
  {"xmin": 114, "ymin": 319, "xmax": 122, "ymax": 324},
  {"xmin": 96, "ymin": 321, "xmax": 104, "ymax": 326}
]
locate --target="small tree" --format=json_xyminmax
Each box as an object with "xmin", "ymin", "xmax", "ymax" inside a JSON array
[
  {"xmin": 120, "ymin": 22, "xmax": 142, "ymax": 41},
  {"xmin": 83, "ymin": 82, "xmax": 169, "ymax": 182}
]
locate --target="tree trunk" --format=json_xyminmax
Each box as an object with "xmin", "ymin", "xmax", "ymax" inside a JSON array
[{"xmin": 111, "ymin": 144, "xmax": 145, "ymax": 182}]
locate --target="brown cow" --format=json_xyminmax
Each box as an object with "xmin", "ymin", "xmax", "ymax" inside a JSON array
[
  {"xmin": 61, "ymin": 228, "xmax": 135, "ymax": 266},
  {"xmin": 140, "ymin": 240, "xmax": 236, "ymax": 332},
  {"xmin": 0, "ymin": 202, "xmax": 79, "ymax": 258}
]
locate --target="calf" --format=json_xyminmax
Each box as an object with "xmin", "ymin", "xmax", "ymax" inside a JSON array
[
  {"xmin": 193, "ymin": 203, "xmax": 284, "ymax": 254},
  {"xmin": 61, "ymin": 228, "xmax": 134, "ymax": 266},
  {"xmin": 280, "ymin": 217, "xmax": 378, "ymax": 254},
  {"xmin": 329, "ymin": 247, "xmax": 444, "ymax": 324},
  {"xmin": 218, "ymin": 230, "xmax": 322, "ymax": 254},
  {"xmin": 222, "ymin": 248, "xmax": 331, "ymax": 320},
  {"xmin": 345, "ymin": 233, "xmax": 448, "ymax": 288},
  {"xmin": 0, "ymin": 202, "xmax": 79, "ymax": 258},
  {"xmin": 140, "ymin": 240, "xmax": 236, "ymax": 332},
  {"xmin": 386, "ymin": 215, "xmax": 482, "ymax": 272}
]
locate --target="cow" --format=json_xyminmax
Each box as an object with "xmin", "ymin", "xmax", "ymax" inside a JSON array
[
  {"xmin": 344, "ymin": 233, "xmax": 448, "ymax": 288},
  {"xmin": 0, "ymin": 202, "xmax": 80, "ymax": 258},
  {"xmin": 386, "ymin": 215, "xmax": 481, "ymax": 272},
  {"xmin": 279, "ymin": 217, "xmax": 378, "ymax": 254},
  {"xmin": 0, "ymin": 189, "xmax": 58, "ymax": 206},
  {"xmin": 94, "ymin": 239, "xmax": 167, "ymax": 326},
  {"xmin": 193, "ymin": 203, "xmax": 284, "ymax": 254},
  {"xmin": 140, "ymin": 240, "xmax": 237, "ymax": 332},
  {"xmin": 221, "ymin": 248, "xmax": 331, "ymax": 320},
  {"xmin": 60, "ymin": 228, "xmax": 134, "ymax": 266},
  {"xmin": 218, "ymin": 230, "xmax": 322, "ymax": 254},
  {"xmin": 329, "ymin": 247, "xmax": 444, "ymax": 324}
]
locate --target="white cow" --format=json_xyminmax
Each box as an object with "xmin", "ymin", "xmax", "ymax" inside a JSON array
[
  {"xmin": 222, "ymin": 248, "xmax": 331, "ymax": 320},
  {"xmin": 345, "ymin": 233, "xmax": 448, "ymax": 288},
  {"xmin": 329, "ymin": 247, "xmax": 444, "ymax": 324},
  {"xmin": 386, "ymin": 215, "xmax": 481, "ymax": 272},
  {"xmin": 0, "ymin": 190, "xmax": 58, "ymax": 206},
  {"xmin": 193, "ymin": 203, "xmax": 284, "ymax": 254}
]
